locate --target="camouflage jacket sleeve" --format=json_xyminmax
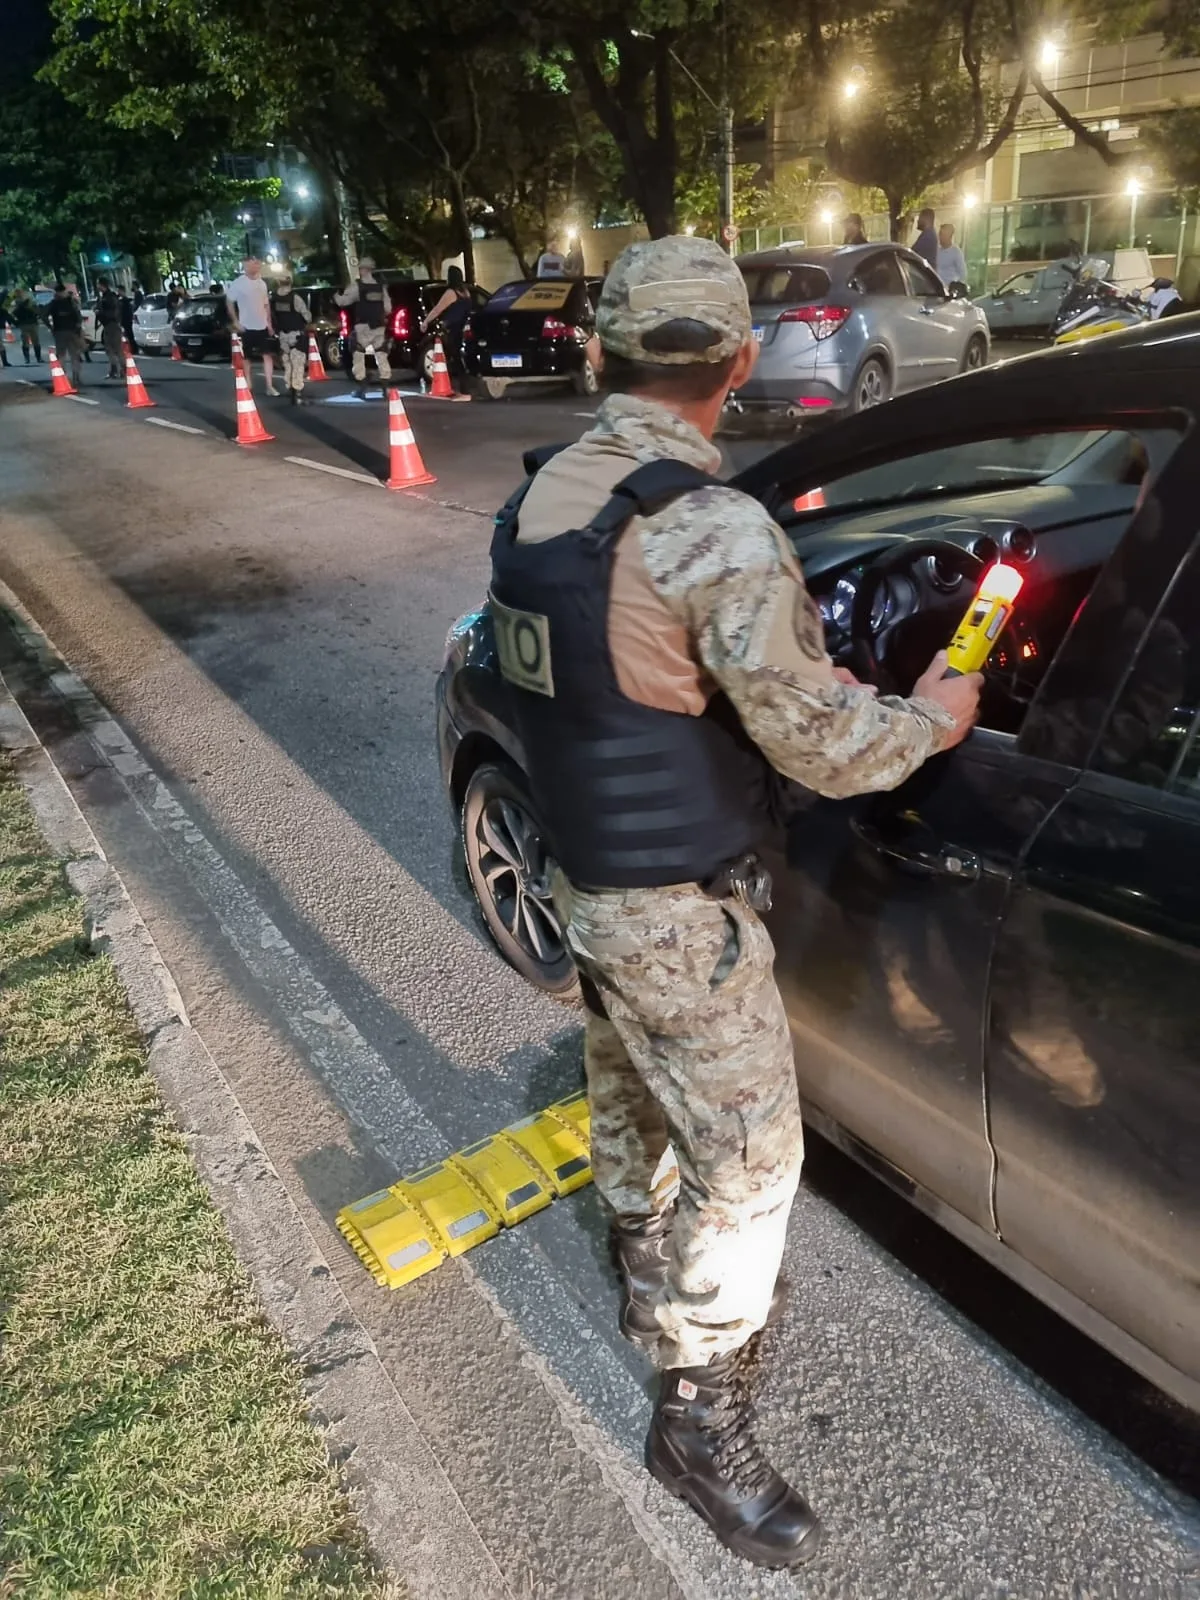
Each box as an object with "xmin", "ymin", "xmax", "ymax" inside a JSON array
[{"xmin": 639, "ymin": 487, "xmax": 957, "ymax": 799}]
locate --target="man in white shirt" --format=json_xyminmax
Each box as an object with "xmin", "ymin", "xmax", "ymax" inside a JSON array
[
  {"xmin": 227, "ymin": 257, "xmax": 277, "ymax": 395},
  {"xmin": 935, "ymin": 224, "xmax": 968, "ymax": 290}
]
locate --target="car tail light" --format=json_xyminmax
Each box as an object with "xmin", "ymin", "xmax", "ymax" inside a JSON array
[
  {"xmin": 463, "ymin": 322, "xmax": 475, "ymax": 341},
  {"xmin": 778, "ymin": 304, "xmax": 851, "ymax": 339},
  {"xmin": 541, "ymin": 316, "xmax": 574, "ymax": 339},
  {"xmin": 391, "ymin": 305, "xmax": 409, "ymax": 338},
  {"xmin": 338, "ymin": 308, "xmax": 350, "ymax": 336},
  {"xmin": 794, "ymin": 396, "xmax": 833, "ymax": 409}
]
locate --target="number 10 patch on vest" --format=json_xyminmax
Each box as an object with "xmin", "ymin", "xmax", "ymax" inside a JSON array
[{"xmin": 491, "ymin": 594, "xmax": 555, "ymax": 697}]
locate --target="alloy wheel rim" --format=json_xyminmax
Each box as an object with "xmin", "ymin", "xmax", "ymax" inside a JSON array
[
  {"xmin": 859, "ymin": 366, "xmax": 884, "ymax": 407},
  {"xmin": 474, "ymin": 796, "xmax": 565, "ymax": 967}
]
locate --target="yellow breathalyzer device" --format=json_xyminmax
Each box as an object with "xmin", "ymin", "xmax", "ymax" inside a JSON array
[{"xmin": 944, "ymin": 563, "xmax": 1025, "ymax": 677}]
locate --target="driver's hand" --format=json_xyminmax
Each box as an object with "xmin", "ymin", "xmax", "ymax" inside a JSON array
[
  {"xmin": 911, "ymin": 651, "xmax": 983, "ymax": 748},
  {"xmin": 833, "ymin": 666, "xmax": 878, "ymax": 696}
]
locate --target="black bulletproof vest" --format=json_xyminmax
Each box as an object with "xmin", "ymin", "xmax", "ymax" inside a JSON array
[
  {"xmin": 357, "ymin": 280, "xmax": 386, "ymax": 328},
  {"xmin": 271, "ymin": 293, "xmax": 306, "ymax": 333},
  {"xmin": 489, "ymin": 452, "xmax": 779, "ymax": 890}
]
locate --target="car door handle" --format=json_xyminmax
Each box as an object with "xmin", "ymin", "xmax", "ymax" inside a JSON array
[{"xmin": 851, "ymin": 820, "xmax": 980, "ymax": 881}]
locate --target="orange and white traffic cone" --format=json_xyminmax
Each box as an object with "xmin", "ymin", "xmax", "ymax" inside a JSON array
[
  {"xmin": 123, "ymin": 340, "xmax": 156, "ymax": 409},
  {"xmin": 48, "ymin": 346, "xmax": 77, "ymax": 397},
  {"xmin": 230, "ymin": 332, "xmax": 273, "ymax": 445},
  {"xmin": 385, "ymin": 388, "xmax": 435, "ymax": 489},
  {"xmin": 4, "ymin": 325, "xmax": 15, "ymax": 346},
  {"xmin": 306, "ymin": 332, "xmax": 328, "ymax": 382},
  {"xmin": 428, "ymin": 336, "xmax": 455, "ymax": 399},
  {"xmin": 171, "ymin": 339, "xmax": 184, "ymax": 362}
]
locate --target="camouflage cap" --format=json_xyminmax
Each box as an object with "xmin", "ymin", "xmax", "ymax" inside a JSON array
[{"xmin": 597, "ymin": 235, "xmax": 751, "ymax": 365}]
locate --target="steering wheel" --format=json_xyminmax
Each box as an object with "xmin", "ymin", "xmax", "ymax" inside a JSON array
[{"xmin": 849, "ymin": 538, "xmax": 986, "ymax": 694}]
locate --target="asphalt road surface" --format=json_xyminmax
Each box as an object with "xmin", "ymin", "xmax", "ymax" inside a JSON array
[{"xmin": 1, "ymin": 359, "xmax": 1196, "ymax": 1600}]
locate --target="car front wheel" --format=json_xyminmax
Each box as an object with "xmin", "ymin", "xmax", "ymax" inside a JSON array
[
  {"xmin": 962, "ymin": 334, "xmax": 988, "ymax": 372},
  {"xmin": 852, "ymin": 357, "xmax": 890, "ymax": 412},
  {"xmin": 461, "ymin": 761, "xmax": 578, "ymax": 996}
]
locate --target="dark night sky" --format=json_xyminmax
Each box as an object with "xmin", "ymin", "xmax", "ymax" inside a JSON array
[{"xmin": 3, "ymin": 0, "xmax": 54, "ymax": 74}]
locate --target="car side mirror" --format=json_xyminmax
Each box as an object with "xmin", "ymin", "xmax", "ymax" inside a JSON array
[{"xmin": 948, "ymin": 281, "xmax": 969, "ymax": 300}]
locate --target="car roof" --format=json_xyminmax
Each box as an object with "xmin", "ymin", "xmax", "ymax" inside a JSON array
[{"xmin": 737, "ymin": 241, "xmax": 921, "ymax": 284}]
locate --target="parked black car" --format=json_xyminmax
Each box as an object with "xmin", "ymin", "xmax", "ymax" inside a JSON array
[
  {"xmin": 171, "ymin": 294, "xmax": 231, "ymax": 361},
  {"xmin": 437, "ymin": 317, "xmax": 1200, "ymax": 1413},
  {"xmin": 462, "ymin": 276, "xmax": 603, "ymax": 398},
  {"xmin": 336, "ymin": 277, "xmax": 489, "ymax": 381}
]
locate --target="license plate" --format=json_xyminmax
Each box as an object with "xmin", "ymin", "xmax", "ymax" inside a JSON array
[
  {"xmin": 491, "ymin": 354, "xmax": 523, "ymax": 370},
  {"xmin": 752, "ymin": 325, "xmax": 764, "ymax": 342},
  {"xmin": 186, "ymin": 338, "xmax": 202, "ymax": 346}
]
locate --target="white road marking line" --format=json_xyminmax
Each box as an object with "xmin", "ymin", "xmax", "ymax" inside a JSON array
[
  {"xmin": 284, "ymin": 455, "xmax": 384, "ymax": 487},
  {"xmin": 16, "ymin": 378, "xmax": 37, "ymax": 387},
  {"xmin": 64, "ymin": 394, "xmax": 100, "ymax": 405},
  {"xmin": 143, "ymin": 416, "xmax": 205, "ymax": 434},
  {"xmin": 573, "ymin": 411, "xmax": 596, "ymax": 418}
]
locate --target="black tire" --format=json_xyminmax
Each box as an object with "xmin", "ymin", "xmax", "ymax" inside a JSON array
[
  {"xmin": 962, "ymin": 334, "xmax": 988, "ymax": 373},
  {"xmin": 323, "ymin": 333, "xmax": 342, "ymax": 371},
  {"xmin": 571, "ymin": 357, "xmax": 599, "ymax": 397},
  {"xmin": 851, "ymin": 356, "xmax": 890, "ymax": 412},
  {"xmin": 461, "ymin": 761, "xmax": 578, "ymax": 997}
]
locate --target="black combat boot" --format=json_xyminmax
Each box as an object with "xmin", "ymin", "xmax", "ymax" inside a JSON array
[
  {"xmin": 611, "ymin": 1214, "xmax": 788, "ymax": 1353},
  {"xmin": 647, "ymin": 1346, "xmax": 822, "ymax": 1568}
]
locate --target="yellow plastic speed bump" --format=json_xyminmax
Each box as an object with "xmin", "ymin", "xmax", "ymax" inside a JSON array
[
  {"xmin": 547, "ymin": 1089, "xmax": 590, "ymax": 1144},
  {"xmin": 451, "ymin": 1135, "xmax": 553, "ymax": 1226},
  {"xmin": 504, "ymin": 1110, "xmax": 592, "ymax": 1196},
  {"xmin": 336, "ymin": 1187, "xmax": 446, "ymax": 1289},
  {"xmin": 396, "ymin": 1161, "xmax": 501, "ymax": 1256},
  {"xmin": 338, "ymin": 1089, "xmax": 596, "ymax": 1291}
]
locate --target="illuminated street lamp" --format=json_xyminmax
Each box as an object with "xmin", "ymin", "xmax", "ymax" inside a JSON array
[
  {"xmin": 1039, "ymin": 39, "xmax": 1059, "ymax": 68},
  {"xmin": 820, "ymin": 207, "xmax": 834, "ymax": 244},
  {"xmin": 842, "ymin": 64, "xmax": 866, "ymax": 102},
  {"xmin": 1126, "ymin": 175, "xmax": 1142, "ymax": 246},
  {"xmin": 295, "ymin": 182, "xmax": 311, "ymax": 200}
]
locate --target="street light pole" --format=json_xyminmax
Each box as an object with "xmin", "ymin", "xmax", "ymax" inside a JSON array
[{"xmin": 721, "ymin": 102, "xmax": 735, "ymax": 253}]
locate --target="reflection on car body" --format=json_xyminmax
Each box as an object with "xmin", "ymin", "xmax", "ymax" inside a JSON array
[{"xmin": 437, "ymin": 314, "xmax": 1200, "ymax": 1413}]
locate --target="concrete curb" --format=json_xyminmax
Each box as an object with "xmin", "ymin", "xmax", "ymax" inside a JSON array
[{"xmin": 0, "ymin": 672, "xmax": 511, "ymax": 1600}]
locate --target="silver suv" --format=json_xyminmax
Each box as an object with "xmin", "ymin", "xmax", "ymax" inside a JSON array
[{"xmin": 728, "ymin": 243, "xmax": 990, "ymax": 421}]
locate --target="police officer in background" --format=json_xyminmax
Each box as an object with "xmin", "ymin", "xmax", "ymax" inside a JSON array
[
  {"xmin": 46, "ymin": 281, "xmax": 85, "ymax": 388},
  {"xmin": 488, "ymin": 236, "xmax": 982, "ymax": 1569},
  {"xmin": 269, "ymin": 272, "xmax": 311, "ymax": 405},
  {"xmin": 334, "ymin": 256, "xmax": 391, "ymax": 396}
]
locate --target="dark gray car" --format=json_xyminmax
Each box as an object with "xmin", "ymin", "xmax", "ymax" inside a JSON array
[{"xmin": 728, "ymin": 242, "xmax": 990, "ymax": 421}]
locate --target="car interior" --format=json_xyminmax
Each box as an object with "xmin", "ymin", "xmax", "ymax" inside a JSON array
[{"xmin": 775, "ymin": 422, "xmax": 1183, "ymax": 736}]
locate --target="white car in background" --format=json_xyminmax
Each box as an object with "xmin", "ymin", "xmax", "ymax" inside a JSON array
[{"xmin": 133, "ymin": 293, "xmax": 175, "ymax": 353}]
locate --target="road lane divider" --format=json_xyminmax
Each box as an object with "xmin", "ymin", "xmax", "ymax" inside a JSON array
[
  {"xmin": 64, "ymin": 394, "xmax": 100, "ymax": 406},
  {"xmin": 284, "ymin": 455, "xmax": 385, "ymax": 487},
  {"xmin": 145, "ymin": 416, "xmax": 204, "ymax": 434},
  {"xmin": 337, "ymin": 1089, "xmax": 591, "ymax": 1289}
]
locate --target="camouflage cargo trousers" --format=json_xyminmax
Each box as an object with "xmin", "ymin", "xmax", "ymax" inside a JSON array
[
  {"xmin": 277, "ymin": 331, "xmax": 306, "ymax": 392},
  {"xmin": 555, "ymin": 879, "xmax": 804, "ymax": 1369}
]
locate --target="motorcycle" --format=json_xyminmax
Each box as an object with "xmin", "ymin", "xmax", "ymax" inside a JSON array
[{"xmin": 1052, "ymin": 259, "xmax": 1148, "ymax": 345}]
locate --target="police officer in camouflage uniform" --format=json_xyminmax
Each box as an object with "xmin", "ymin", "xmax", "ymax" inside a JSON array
[{"xmin": 488, "ymin": 236, "xmax": 982, "ymax": 1569}]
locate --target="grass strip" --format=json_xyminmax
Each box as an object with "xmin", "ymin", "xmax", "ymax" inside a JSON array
[{"xmin": 0, "ymin": 751, "xmax": 393, "ymax": 1599}]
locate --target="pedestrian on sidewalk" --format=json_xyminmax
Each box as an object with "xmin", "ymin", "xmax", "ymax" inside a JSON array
[
  {"xmin": 912, "ymin": 207, "xmax": 938, "ymax": 269},
  {"xmin": 420, "ymin": 264, "xmax": 472, "ymax": 390},
  {"xmin": 12, "ymin": 289, "xmax": 42, "ymax": 364},
  {"xmin": 0, "ymin": 290, "xmax": 13, "ymax": 367},
  {"xmin": 269, "ymin": 272, "xmax": 310, "ymax": 404},
  {"xmin": 335, "ymin": 257, "xmax": 391, "ymax": 398},
  {"xmin": 488, "ymin": 232, "xmax": 982, "ymax": 1571},
  {"xmin": 841, "ymin": 212, "xmax": 869, "ymax": 246},
  {"xmin": 119, "ymin": 286, "xmax": 137, "ymax": 354},
  {"xmin": 936, "ymin": 223, "xmax": 968, "ymax": 290},
  {"xmin": 47, "ymin": 281, "xmax": 85, "ymax": 388},
  {"xmin": 95, "ymin": 278, "xmax": 124, "ymax": 377},
  {"xmin": 228, "ymin": 258, "xmax": 278, "ymax": 396}
]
